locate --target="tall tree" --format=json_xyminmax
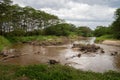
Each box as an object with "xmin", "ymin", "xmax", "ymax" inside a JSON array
[
  {"xmin": 0, "ymin": 0, "xmax": 61, "ymax": 36},
  {"xmin": 0, "ymin": 0, "xmax": 12, "ymax": 35},
  {"xmin": 111, "ymin": 8, "xmax": 120, "ymax": 39}
]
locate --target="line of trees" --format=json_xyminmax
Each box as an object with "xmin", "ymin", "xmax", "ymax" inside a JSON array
[
  {"xmin": 0, "ymin": 0, "xmax": 61, "ymax": 36},
  {"xmin": 0, "ymin": 0, "xmax": 93, "ymax": 37},
  {"xmin": 111, "ymin": 8, "xmax": 120, "ymax": 39},
  {"xmin": 93, "ymin": 8, "xmax": 120, "ymax": 39}
]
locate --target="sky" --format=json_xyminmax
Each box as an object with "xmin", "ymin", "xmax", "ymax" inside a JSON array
[{"xmin": 12, "ymin": 0, "xmax": 120, "ymax": 29}]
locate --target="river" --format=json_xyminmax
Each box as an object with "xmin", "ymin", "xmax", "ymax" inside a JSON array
[{"xmin": 0, "ymin": 37, "xmax": 120, "ymax": 73}]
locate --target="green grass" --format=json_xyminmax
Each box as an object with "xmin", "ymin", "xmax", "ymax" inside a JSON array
[
  {"xmin": 0, "ymin": 64, "xmax": 120, "ymax": 80},
  {"xmin": 0, "ymin": 35, "xmax": 59, "ymax": 51},
  {"xmin": 6, "ymin": 35, "xmax": 59, "ymax": 43},
  {"xmin": 95, "ymin": 35, "xmax": 116, "ymax": 43},
  {"xmin": 0, "ymin": 36, "xmax": 11, "ymax": 51}
]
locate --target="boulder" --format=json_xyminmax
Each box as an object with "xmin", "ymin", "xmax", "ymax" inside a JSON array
[
  {"xmin": 111, "ymin": 51, "xmax": 118, "ymax": 56},
  {"xmin": 72, "ymin": 43, "xmax": 101, "ymax": 53},
  {"xmin": 77, "ymin": 53, "xmax": 81, "ymax": 57},
  {"xmin": 48, "ymin": 59, "xmax": 59, "ymax": 65}
]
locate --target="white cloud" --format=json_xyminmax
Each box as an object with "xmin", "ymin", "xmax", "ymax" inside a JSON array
[
  {"xmin": 41, "ymin": 1, "xmax": 116, "ymax": 29},
  {"xmin": 12, "ymin": 0, "xmax": 25, "ymax": 7},
  {"xmin": 12, "ymin": 0, "xmax": 117, "ymax": 29}
]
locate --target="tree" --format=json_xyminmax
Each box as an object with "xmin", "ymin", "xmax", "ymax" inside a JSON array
[
  {"xmin": 111, "ymin": 8, "xmax": 120, "ymax": 39},
  {"xmin": 93, "ymin": 26, "xmax": 111, "ymax": 37},
  {"xmin": 0, "ymin": 0, "xmax": 61, "ymax": 36},
  {"xmin": 0, "ymin": 0, "xmax": 13, "ymax": 35},
  {"xmin": 77, "ymin": 26, "xmax": 92, "ymax": 37},
  {"xmin": 44, "ymin": 23, "xmax": 76, "ymax": 36}
]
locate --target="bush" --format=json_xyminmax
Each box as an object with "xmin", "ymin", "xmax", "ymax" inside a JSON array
[
  {"xmin": 5, "ymin": 29, "xmax": 26, "ymax": 37},
  {"xmin": 93, "ymin": 26, "xmax": 112, "ymax": 37},
  {"xmin": 45, "ymin": 23, "xmax": 76, "ymax": 36},
  {"xmin": 0, "ymin": 36, "xmax": 11, "ymax": 51},
  {"xmin": 95, "ymin": 35, "xmax": 115, "ymax": 43},
  {"xmin": 76, "ymin": 26, "xmax": 93, "ymax": 37}
]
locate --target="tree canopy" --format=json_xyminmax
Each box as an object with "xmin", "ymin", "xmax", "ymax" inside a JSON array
[
  {"xmin": 0, "ymin": 0, "xmax": 60, "ymax": 36},
  {"xmin": 111, "ymin": 8, "xmax": 120, "ymax": 39},
  {"xmin": 44, "ymin": 23, "xmax": 77, "ymax": 36},
  {"xmin": 93, "ymin": 26, "xmax": 111, "ymax": 37},
  {"xmin": 76, "ymin": 26, "xmax": 93, "ymax": 37}
]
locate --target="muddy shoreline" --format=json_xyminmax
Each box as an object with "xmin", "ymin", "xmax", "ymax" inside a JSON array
[
  {"xmin": 0, "ymin": 36, "xmax": 84, "ymax": 63},
  {"xmin": 21, "ymin": 36, "xmax": 86, "ymax": 46},
  {"xmin": 102, "ymin": 40, "xmax": 120, "ymax": 47}
]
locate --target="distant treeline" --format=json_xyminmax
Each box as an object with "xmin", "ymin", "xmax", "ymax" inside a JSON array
[
  {"xmin": 93, "ymin": 8, "xmax": 120, "ymax": 39},
  {"xmin": 0, "ymin": 0, "xmax": 93, "ymax": 37}
]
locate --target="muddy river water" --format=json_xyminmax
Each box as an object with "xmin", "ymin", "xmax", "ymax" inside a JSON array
[{"xmin": 1, "ymin": 37, "xmax": 120, "ymax": 72}]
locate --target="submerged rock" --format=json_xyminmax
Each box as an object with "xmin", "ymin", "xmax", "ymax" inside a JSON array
[
  {"xmin": 0, "ymin": 49, "xmax": 17, "ymax": 57},
  {"xmin": 77, "ymin": 53, "xmax": 81, "ymax": 57},
  {"xmin": 72, "ymin": 43, "xmax": 102, "ymax": 53},
  {"xmin": 48, "ymin": 59, "xmax": 59, "ymax": 65},
  {"xmin": 111, "ymin": 51, "xmax": 118, "ymax": 56},
  {"xmin": 72, "ymin": 43, "xmax": 84, "ymax": 48},
  {"xmin": 101, "ymin": 49, "xmax": 105, "ymax": 53}
]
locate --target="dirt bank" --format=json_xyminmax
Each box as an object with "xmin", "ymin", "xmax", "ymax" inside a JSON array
[
  {"xmin": 21, "ymin": 36, "xmax": 84, "ymax": 46},
  {"xmin": 102, "ymin": 40, "xmax": 120, "ymax": 46}
]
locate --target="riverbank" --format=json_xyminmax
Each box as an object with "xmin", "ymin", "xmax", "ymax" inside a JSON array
[
  {"xmin": 0, "ymin": 35, "xmax": 81, "ymax": 52},
  {"xmin": 102, "ymin": 40, "xmax": 120, "ymax": 46},
  {"xmin": 95, "ymin": 35, "xmax": 116, "ymax": 43},
  {"xmin": 0, "ymin": 36, "xmax": 11, "ymax": 51},
  {"xmin": 95, "ymin": 35, "xmax": 120, "ymax": 46},
  {"xmin": 0, "ymin": 64, "xmax": 120, "ymax": 80},
  {"xmin": 0, "ymin": 36, "xmax": 120, "ymax": 80}
]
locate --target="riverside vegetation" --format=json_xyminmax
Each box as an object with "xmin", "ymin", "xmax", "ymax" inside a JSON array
[
  {"xmin": 0, "ymin": 0, "xmax": 120, "ymax": 80},
  {"xmin": 0, "ymin": 64, "xmax": 120, "ymax": 80}
]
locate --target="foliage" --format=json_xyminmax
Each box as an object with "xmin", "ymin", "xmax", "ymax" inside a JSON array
[
  {"xmin": 93, "ymin": 26, "xmax": 111, "ymax": 37},
  {"xmin": 0, "ymin": 0, "xmax": 60, "ymax": 36},
  {"xmin": 0, "ymin": 64, "xmax": 19, "ymax": 80},
  {"xmin": 0, "ymin": 36, "xmax": 11, "ymax": 51},
  {"xmin": 94, "ymin": 8, "xmax": 120, "ymax": 40},
  {"xmin": 95, "ymin": 35, "xmax": 115, "ymax": 43},
  {"xmin": 6, "ymin": 35, "xmax": 58, "ymax": 43},
  {"xmin": 0, "ymin": 35, "xmax": 59, "ymax": 51},
  {"xmin": 0, "ymin": 64, "xmax": 120, "ymax": 80},
  {"xmin": 111, "ymin": 8, "xmax": 120, "ymax": 39},
  {"xmin": 76, "ymin": 26, "xmax": 93, "ymax": 37},
  {"xmin": 45, "ymin": 23, "xmax": 77, "ymax": 36},
  {"xmin": 0, "ymin": 0, "xmax": 94, "ymax": 37}
]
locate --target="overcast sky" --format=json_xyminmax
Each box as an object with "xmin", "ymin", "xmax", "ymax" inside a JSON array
[{"xmin": 12, "ymin": 0, "xmax": 120, "ymax": 29}]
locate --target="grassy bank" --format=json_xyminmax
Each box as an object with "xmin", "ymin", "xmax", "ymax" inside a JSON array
[
  {"xmin": 6, "ymin": 35, "xmax": 59, "ymax": 43},
  {"xmin": 95, "ymin": 35, "xmax": 116, "ymax": 43},
  {"xmin": 0, "ymin": 35, "xmax": 79, "ymax": 51},
  {"xmin": 0, "ymin": 35, "xmax": 59, "ymax": 52},
  {"xmin": 0, "ymin": 64, "xmax": 120, "ymax": 80},
  {"xmin": 6, "ymin": 35, "xmax": 79, "ymax": 43},
  {"xmin": 0, "ymin": 36, "xmax": 11, "ymax": 51}
]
